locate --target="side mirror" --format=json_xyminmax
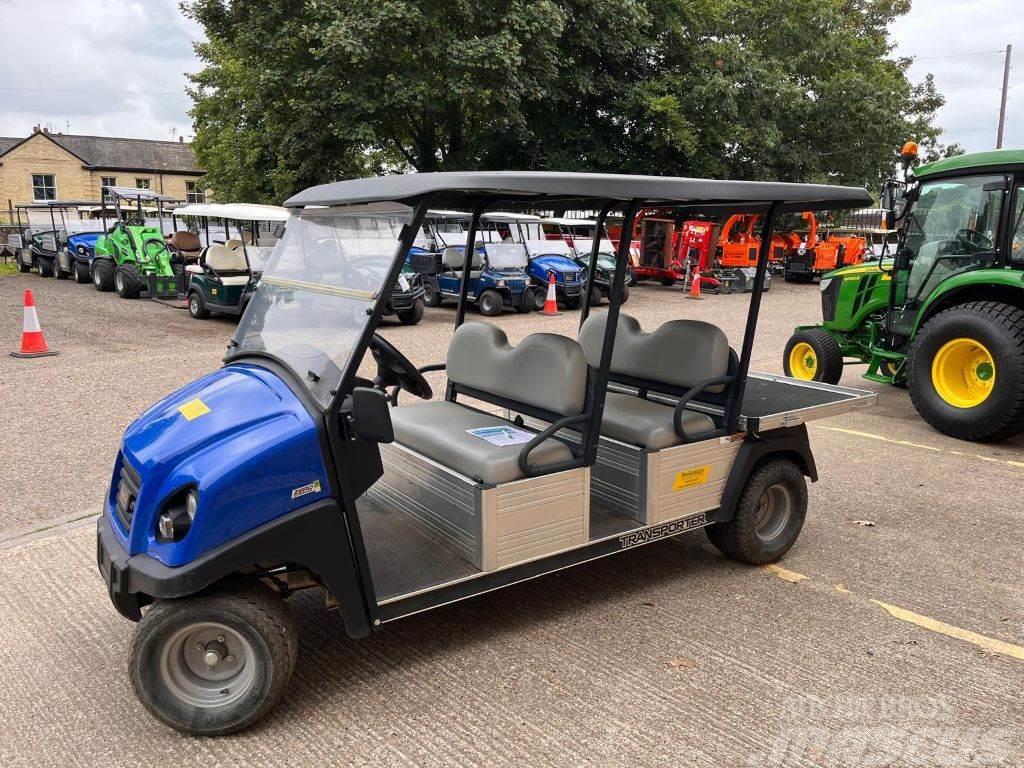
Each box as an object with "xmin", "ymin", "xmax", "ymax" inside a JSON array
[
  {"xmin": 894, "ymin": 247, "xmax": 913, "ymax": 271},
  {"xmin": 347, "ymin": 387, "xmax": 394, "ymax": 443}
]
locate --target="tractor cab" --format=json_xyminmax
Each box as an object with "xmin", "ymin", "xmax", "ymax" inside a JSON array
[
  {"xmin": 171, "ymin": 203, "xmax": 289, "ymax": 320},
  {"xmin": 96, "ymin": 172, "xmax": 876, "ymax": 736},
  {"xmin": 92, "ymin": 186, "xmax": 183, "ymax": 299},
  {"xmin": 785, "ymin": 143, "xmax": 1024, "ymax": 442}
]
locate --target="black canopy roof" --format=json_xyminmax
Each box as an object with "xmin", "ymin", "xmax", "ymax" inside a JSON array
[{"xmin": 285, "ymin": 171, "xmax": 873, "ymax": 213}]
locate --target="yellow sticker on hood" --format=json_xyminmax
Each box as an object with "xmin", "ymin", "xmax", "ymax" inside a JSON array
[{"xmin": 178, "ymin": 398, "xmax": 211, "ymax": 421}]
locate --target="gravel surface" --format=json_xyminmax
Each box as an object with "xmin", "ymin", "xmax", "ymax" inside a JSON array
[{"xmin": 1, "ymin": 271, "xmax": 1022, "ymax": 766}]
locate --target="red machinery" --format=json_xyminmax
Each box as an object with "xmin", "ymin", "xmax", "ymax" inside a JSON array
[{"xmin": 610, "ymin": 210, "xmax": 720, "ymax": 288}]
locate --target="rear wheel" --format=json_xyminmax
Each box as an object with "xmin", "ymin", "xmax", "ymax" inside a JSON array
[
  {"xmin": 115, "ymin": 263, "xmax": 143, "ymax": 299},
  {"xmin": 907, "ymin": 301, "xmax": 1024, "ymax": 442},
  {"xmin": 588, "ymin": 284, "xmax": 603, "ymax": 307},
  {"xmin": 515, "ymin": 289, "xmax": 536, "ymax": 313},
  {"xmin": 421, "ymin": 279, "xmax": 442, "ymax": 308},
  {"xmin": 74, "ymin": 261, "xmax": 91, "ymax": 283},
  {"xmin": 37, "ymin": 257, "xmax": 55, "ymax": 278},
  {"xmin": 659, "ymin": 277, "xmax": 675, "ymax": 287},
  {"xmin": 478, "ymin": 289, "xmax": 503, "ymax": 317},
  {"xmin": 188, "ymin": 290, "xmax": 211, "ymax": 319},
  {"xmin": 397, "ymin": 297, "xmax": 424, "ymax": 325},
  {"xmin": 783, "ymin": 329, "xmax": 844, "ymax": 385},
  {"xmin": 705, "ymin": 458, "xmax": 807, "ymax": 565},
  {"xmin": 129, "ymin": 580, "xmax": 297, "ymax": 736},
  {"xmin": 92, "ymin": 259, "xmax": 116, "ymax": 291},
  {"xmin": 18, "ymin": 261, "xmax": 31, "ymax": 274}
]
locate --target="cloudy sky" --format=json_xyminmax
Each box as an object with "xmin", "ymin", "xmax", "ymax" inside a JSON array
[{"xmin": 0, "ymin": 0, "xmax": 1020, "ymax": 152}]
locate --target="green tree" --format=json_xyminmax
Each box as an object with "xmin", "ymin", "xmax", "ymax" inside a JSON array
[{"xmin": 184, "ymin": 0, "xmax": 953, "ymax": 202}]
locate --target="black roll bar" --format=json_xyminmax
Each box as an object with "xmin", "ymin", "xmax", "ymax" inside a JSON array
[
  {"xmin": 577, "ymin": 201, "xmax": 615, "ymax": 328},
  {"xmin": 454, "ymin": 199, "xmax": 490, "ymax": 329}
]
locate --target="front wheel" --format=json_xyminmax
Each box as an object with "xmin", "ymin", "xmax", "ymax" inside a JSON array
[
  {"xmin": 74, "ymin": 261, "xmax": 91, "ymax": 283},
  {"xmin": 129, "ymin": 580, "xmax": 298, "ymax": 736},
  {"xmin": 625, "ymin": 266, "xmax": 637, "ymax": 287},
  {"xmin": 396, "ymin": 297, "xmax": 425, "ymax": 325},
  {"xmin": 37, "ymin": 257, "xmax": 55, "ymax": 278},
  {"xmin": 907, "ymin": 301, "xmax": 1024, "ymax": 442},
  {"xmin": 188, "ymin": 290, "xmax": 211, "ymax": 319},
  {"xmin": 588, "ymin": 284, "xmax": 603, "ymax": 307},
  {"xmin": 563, "ymin": 295, "xmax": 581, "ymax": 310},
  {"xmin": 705, "ymin": 458, "xmax": 808, "ymax": 565},
  {"xmin": 115, "ymin": 263, "xmax": 143, "ymax": 299},
  {"xmin": 515, "ymin": 289, "xmax": 536, "ymax": 313},
  {"xmin": 478, "ymin": 289, "xmax": 503, "ymax": 317},
  {"xmin": 92, "ymin": 259, "xmax": 116, "ymax": 291},
  {"xmin": 783, "ymin": 329, "xmax": 844, "ymax": 384},
  {"xmin": 421, "ymin": 279, "xmax": 442, "ymax": 308},
  {"xmin": 659, "ymin": 277, "xmax": 675, "ymax": 287}
]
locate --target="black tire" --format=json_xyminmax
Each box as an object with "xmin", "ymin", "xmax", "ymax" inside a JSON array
[
  {"xmin": 878, "ymin": 359, "xmax": 907, "ymax": 388},
  {"xmin": 563, "ymin": 295, "xmax": 581, "ymax": 310},
  {"xmin": 619, "ymin": 284, "xmax": 630, "ymax": 304},
  {"xmin": 533, "ymin": 285, "xmax": 548, "ymax": 309},
  {"xmin": 55, "ymin": 257, "xmax": 69, "ymax": 280},
  {"xmin": 783, "ymin": 328, "xmax": 844, "ymax": 385},
  {"xmin": 115, "ymin": 263, "xmax": 143, "ymax": 299},
  {"xmin": 397, "ymin": 297, "xmax": 425, "ymax": 325},
  {"xmin": 659, "ymin": 277, "xmax": 675, "ymax": 287},
  {"xmin": 705, "ymin": 458, "xmax": 808, "ymax": 565},
  {"xmin": 74, "ymin": 260, "xmax": 91, "ymax": 284},
  {"xmin": 188, "ymin": 290, "xmax": 211, "ymax": 319},
  {"xmin": 92, "ymin": 258, "xmax": 116, "ymax": 291},
  {"xmin": 129, "ymin": 580, "xmax": 298, "ymax": 736},
  {"xmin": 515, "ymin": 289, "xmax": 536, "ymax": 313},
  {"xmin": 421, "ymin": 278, "xmax": 442, "ymax": 308},
  {"xmin": 18, "ymin": 261, "xmax": 31, "ymax": 274},
  {"xmin": 784, "ymin": 270, "xmax": 813, "ymax": 284},
  {"xmin": 37, "ymin": 257, "xmax": 55, "ymax": 278},
  {"xmin": 625, "ymin": 266, "xmax": 637, "ymax": 287},
  {"xmin": 478, "ymin": 289, "xmax": 503, "ymax": 316},
  {"xmin": 906, "ymin": 301, "xmax": 1024, "ymax": 442},
  {"xmin": 588, "ymin": 284, "xmax": 603, "ymax": 307}
]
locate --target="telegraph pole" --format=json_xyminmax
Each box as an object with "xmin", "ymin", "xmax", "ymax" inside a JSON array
[{"xmin": 997, "ymin": 44, "xmax": 1012, "ymax": 149}]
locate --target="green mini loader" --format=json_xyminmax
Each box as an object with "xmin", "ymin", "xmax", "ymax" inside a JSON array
[
  {"xmin": 92, "ymin": 186, "xmax": 182, "ymax": 299},
  {"xmin": 784, "ymin": 143, "xmax": 1024, "ymax": 442}
]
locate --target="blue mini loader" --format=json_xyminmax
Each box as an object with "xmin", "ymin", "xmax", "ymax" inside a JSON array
[
  {"xmin": 96, "ymin": 172, "xmax": 875, "ymax": 735},
  {"xmin": 412, "ymin": 210, "xmax": 535, "ymax": 315}
]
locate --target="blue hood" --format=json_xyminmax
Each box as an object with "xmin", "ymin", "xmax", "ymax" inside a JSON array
[
  {"xmin": 112, "ymin": 363, "xmax": 330, "ymax": 566},
  {"xmin": 67, "ymin": 232, "xmax": 101, "ymax": 258},
  {"xmin": 530, "ymin": 254, "xmax": 583, "ymax": 275}
]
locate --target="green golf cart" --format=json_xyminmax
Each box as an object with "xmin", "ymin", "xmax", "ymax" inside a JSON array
[{"xmin": 784, "ymin": 144, "xmax": 1024, "ymax": 442}]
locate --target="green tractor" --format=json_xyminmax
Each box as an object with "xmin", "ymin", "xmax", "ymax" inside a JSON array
[
  {"xmin": 91, "ymin": 186, "xmax": 182, "ymax": 299},
  {"xmin": 784, "ymin": 143, "xmax": 1024, "ymax": 442}
]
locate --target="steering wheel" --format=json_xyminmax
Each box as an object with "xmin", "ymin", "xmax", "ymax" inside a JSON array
[
  {"xmin": 954, "ymin": 228, "xmax": 994, "ymax": 253},
  {"xmin": 369, "ymin": 334, "xmax": 432, "ymax": 400}
]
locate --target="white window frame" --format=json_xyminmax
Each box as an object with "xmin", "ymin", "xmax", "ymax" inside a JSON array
[
  {"xmin": 186, "ymin": 181, "xmax": 206, "ymax": 204},
  {"xmin": 31, "ymin": 174, "xmax": 57, "ymax": 201}
]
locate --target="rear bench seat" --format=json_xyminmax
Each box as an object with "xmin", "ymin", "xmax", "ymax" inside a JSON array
[
  {"xmin": 389, "ymin": 322, "xmax": 587, "ymax": 484},
  {"xmin": 200, "ymin": 244, "xmax": 252, "ymax": 286},
  {"xmin": 577, "ymin": 313, "xmax": 732, "ymax": 448}
]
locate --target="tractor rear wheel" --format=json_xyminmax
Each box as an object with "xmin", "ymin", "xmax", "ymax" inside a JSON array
[
  {"xmin": 115, "ymin": 264, "xmax": 144, "ymax": 299},
  {"xmin": 783, "ymin": 329, "xmax": 844, "ymax": 384},
  {"xmin": 92, "ymin": 259, "xmax": 116, "ymax": 291},
  {"xmin": 907, "ymin": 301, "xmax": 1024, "ymax": 442}
]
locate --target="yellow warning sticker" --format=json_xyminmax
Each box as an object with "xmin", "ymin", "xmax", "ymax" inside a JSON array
[
  {"xmin": 673, "ymin": 465, "xmax": 710, "ymax": 492},
  {"xmin": 178, "ymin": 398, "xmax": 211, "ymax": 421}
]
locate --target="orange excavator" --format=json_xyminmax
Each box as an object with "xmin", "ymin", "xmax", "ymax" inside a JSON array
[{"xmin": 781, "ymin": 212, "xmax": 868, "ymax": 282}]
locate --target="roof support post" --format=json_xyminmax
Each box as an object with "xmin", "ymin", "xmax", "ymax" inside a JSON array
[
  {"xmin": 582, "ymin": 199, "xmax": 642, "ymax": 465},
  {"xmin": 578, "ymin": 201, "xmax": 615, "ymax": 329},
  {"xmin": 454, "ymin": 199, "xmax": 490, "ymax": 330},
  {"xmin": 724, "ymin": 202, "xmax": 779, "ymax": 433}
]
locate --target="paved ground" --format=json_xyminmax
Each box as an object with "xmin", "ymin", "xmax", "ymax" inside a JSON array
[{"xmin": 1, "ymin": 272, "xmax": 1022, "ymax": 767}]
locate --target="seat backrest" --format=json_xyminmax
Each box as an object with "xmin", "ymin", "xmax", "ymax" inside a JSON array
[
  {"xmin": 442, "ymin": 246, "xmax": 482, "ymax": 270},
  {"xmin": 578, "ymin": 313, "xmax": 731, "ymax": 394},
  {"xmin": 447, "ymin": 323, "xmax": 588, "ymax": 416},
  {"xmin": 225, "ymin": 238, "xmax": 244, "ymax": 250},
  {"xmin": 169, "ymin": 231, "xmax": 201, "ymax": 253},
  {"xmin": 204, "ymin": 243, "xmax": 249, "ymax": 273}
]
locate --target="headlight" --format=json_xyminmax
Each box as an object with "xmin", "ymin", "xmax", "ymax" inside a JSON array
[
  {"xmin": 157, "ymin": 487, "xmax": 198, "ymax": 542},
  {"xmin": 819, "ymin": 278, "xmax": 833, "ymax": 293},
  {"xmin": 496, "ymin": 279, "xmax": 505, "ymax": 287},
  {"xmin": 76, "ymin": 245, "xmax": 87, "ymax": 255}
]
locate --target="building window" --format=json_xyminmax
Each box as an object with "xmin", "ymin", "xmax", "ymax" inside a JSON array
[
  {"xmin": 186, "ymin": 181, "xmax": 206, "ymax": 204},
  {"xmin": 100, "ymin": 176, "xmax": 117, "ymax": 200},
  {"xmin": 32, "ymin": 174, "xmax": 56, "ymax": 201},
  {"xmin": 135, "ymin": 178, "xmax": 151, "ymax": 190}
]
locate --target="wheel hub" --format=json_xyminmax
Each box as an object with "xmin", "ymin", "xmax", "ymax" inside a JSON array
[
  {"xmin": 931, "ymin": 337, "xmax": 996, "ymax": 409},
  {"xmin": 788, "ymin": 342, "xmax": 817, "ymax": 380},
  {"xmin": 753, "ymin": 483, "xmax": 793, "ymax": 541},
  {"xmin": 159, "ymin": 622, "xmax": 255, "ymax": 708}
]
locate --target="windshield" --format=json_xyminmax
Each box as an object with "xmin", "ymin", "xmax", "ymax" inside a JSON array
[
  {"xmin": 231, "ymin": 205, "xmax": 412, "ymax": 406},
  {"xmin": 485, "ymin": 242, "xmax": 528, "ymax": 269}
]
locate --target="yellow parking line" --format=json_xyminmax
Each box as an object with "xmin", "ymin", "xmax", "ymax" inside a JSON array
[
  {"xmin": 761, "ymin": 565, "xmax": 1024, "ymax": 663},
  {"xmin": 872, "ymin": 600, "xmax": 1024, "ymax": 662},
  {"xmin": 814, "ymin": 425, "xmax": 1024, "ymax": 469}
]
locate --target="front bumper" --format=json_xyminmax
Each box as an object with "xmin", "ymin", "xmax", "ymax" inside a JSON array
[{"xmin": 96, "ymin": 513, "xmax": 144, "ymax": 620}]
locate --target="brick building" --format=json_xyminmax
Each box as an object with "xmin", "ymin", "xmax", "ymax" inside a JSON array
[{"xmin": 0, "ymin": 126, "xmax": 207, "ymax": 211}]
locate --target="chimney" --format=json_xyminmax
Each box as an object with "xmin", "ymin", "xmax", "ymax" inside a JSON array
[
  {"xmin": 179, "ymin": 135, "xmax": 184, "ymax": 143},
  {"xmin": 42, "ymin": 126, "xmax": 49, "ymax": 134},
  {"xmin": 32, "ymin": 125, "xmax": 40, "ymax": 134}
]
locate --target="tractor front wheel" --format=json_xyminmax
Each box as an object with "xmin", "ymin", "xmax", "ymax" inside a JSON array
[
  {"xmin": 92, "ymin": 259, "xmax": 116, "ymax": 292},
  {"xmin": 783, "ymin": 329, "xmax": 844, "ymax": 384},
  {"xmin": 115, "ymin": 264, "xmax": 144, "ymax": 299},
  {"xmin": 907, "ymin": 301, "xmax": 1024, "ymax": 442}
]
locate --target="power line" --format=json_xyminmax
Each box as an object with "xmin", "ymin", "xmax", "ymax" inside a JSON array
[{"xmin": 916, "ymin": 50, "xmax": 1005, "ymax": 62}]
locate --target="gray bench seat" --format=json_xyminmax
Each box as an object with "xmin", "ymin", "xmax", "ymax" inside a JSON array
[
  {"xmin": 390, "ymin": 401, "xmax": 572, "ymax": 485},
  {"xmin": 600, "ymin": 392, "xmax": 716, "ymax": 450}
]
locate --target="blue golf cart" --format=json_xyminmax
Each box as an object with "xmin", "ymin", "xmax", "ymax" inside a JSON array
[
  {"xmin": 95, "ymin": 172, "xmax": 876, "ymax": 736},
  {"xmin": 412, "ymin": 210, "xmax": 535, "ymax": 315}
]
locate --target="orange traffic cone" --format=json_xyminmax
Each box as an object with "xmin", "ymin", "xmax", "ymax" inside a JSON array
[
  {"xmin": 540, "ymin": 272, "xmax": 559, "ymax": 315},
  {"xmin": 11, "ymin": 289, "xmax": 58, "ymax": 358},
  {"xmin": 687, "ymin": 273, "xmax": 703, "ymax": 300}
]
